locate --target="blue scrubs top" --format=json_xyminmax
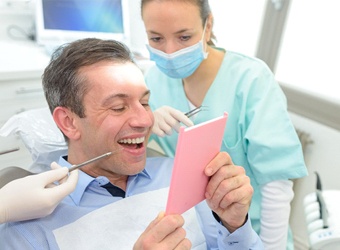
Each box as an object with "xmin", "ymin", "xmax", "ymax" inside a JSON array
[{"xmin": 145, "ymin": 49, "xmax": 308, "ymax": 234}]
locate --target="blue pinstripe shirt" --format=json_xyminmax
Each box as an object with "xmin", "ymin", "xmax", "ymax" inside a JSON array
[{"xmin": 0, "ymin": 157, "xmax": 263, "ymax": 249}]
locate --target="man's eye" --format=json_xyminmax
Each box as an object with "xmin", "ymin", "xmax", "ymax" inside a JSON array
[
  {"xmin": 141, "ymin": 98, "xmax": 150, "ymax": 107},
  {"xmin": 111, "ymin": 107, "xmax": 126, "ymax": 112}
]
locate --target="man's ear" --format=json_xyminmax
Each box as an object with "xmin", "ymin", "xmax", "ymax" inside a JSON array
[{"xmin": 53, "ymin": 107, "xmax": 81, "ymax": 140}]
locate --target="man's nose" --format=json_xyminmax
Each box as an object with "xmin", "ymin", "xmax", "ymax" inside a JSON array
[{"xmin": 130, "ymin": 105, "xmax": 153, "ymax": 128}]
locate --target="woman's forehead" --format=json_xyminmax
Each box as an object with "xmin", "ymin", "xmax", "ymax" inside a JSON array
[{"xmin": 143, "ymin": 1, "xmax": 201, "ymax": 25}]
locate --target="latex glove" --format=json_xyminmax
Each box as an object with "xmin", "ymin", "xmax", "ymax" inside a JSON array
[
  {"xmin": 152, "ymin": 106, "xmax": 194, "ymax": 137},
  {"xmin": 0, "ymin": 162, "xmax": 78, "ymax": 223}
]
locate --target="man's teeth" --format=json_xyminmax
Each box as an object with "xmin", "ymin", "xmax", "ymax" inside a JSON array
[{"xmin": 118, "ymin": 137, "xmax": 145, "ymax": 144}]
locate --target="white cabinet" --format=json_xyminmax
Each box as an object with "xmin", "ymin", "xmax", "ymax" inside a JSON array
[{"xmin": 0, "ymin": 41, "xmax": 50, "ymax": 170}]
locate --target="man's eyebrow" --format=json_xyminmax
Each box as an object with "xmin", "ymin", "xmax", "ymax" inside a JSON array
[
  {"xmin": 102, "ymin": 93, "xmax": 128, "ymax": 106},
  {"xmin": 102, "ymin": 90, "xmax": 150, "ymax": 106},
  {"xmin": 143, "ymin": 90, "xmax": 151, "ymax": 98}
]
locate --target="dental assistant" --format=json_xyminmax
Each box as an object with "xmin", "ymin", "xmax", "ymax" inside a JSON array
[{"xmin": 141, "ymin": 0, "xmax": 308, "ymax": 249}]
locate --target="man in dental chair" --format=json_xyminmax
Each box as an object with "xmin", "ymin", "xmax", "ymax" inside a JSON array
[{"xmin": 0, "ymin": 38, "xmax": 263, "ymax": 249}]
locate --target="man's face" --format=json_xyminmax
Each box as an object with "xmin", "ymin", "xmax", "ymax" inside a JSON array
[{"xmin": 73, "ymin": 61, "xmax": 154, "ymax": 176}]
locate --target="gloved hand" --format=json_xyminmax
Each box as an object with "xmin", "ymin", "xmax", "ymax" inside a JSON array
[
  {"xmin": 152, "ymin": 106, "xmax": 194, "ymax": 137},
  {"xmin": 0, "ymin": 162, "xmax": 78, "ymax": 223}
]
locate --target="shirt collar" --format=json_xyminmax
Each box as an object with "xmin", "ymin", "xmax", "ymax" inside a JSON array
[
  {"xmin": 58, "ymin": 155, "xmax": 152, "ymax": 205},
  {"xmin": 58, "ymin": 155, "xmax": 95, "ymax": 205}
]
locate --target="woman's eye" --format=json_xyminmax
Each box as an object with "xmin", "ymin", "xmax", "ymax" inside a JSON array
[
  {"xmin": 150, "ymin": 37, "xmax": 161, "ymax": 43},
  {"xmin": 180, "ymin": 35, "xmax": 191, "ymax": 41}
]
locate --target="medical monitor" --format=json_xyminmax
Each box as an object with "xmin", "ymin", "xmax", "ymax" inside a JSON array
[{"xmin": 35, "ymin": 0, "xmax": 130, "ymax": 48}]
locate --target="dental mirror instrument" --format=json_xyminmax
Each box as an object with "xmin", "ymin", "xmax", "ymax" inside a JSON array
[
  {"xmin": 184, "ymin": 106, "xmax": 208, "ymax": 118},
  {"xmin": 68, "ymin": 150, "xmax": 118, "ymax": 172}
]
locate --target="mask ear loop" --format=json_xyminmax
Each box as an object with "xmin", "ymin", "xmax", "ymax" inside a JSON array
[{"xmin": 201, "ymin": 19, "xmax": 209, "ymax": 58}]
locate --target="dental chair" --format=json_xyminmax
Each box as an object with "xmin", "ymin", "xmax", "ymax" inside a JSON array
[
  {"xmin": 0, "ymin": 107, "xmax": 165, "ymax": 188},
  {"xmin": 0, "ymin": 166, "xmax": 33, "ymax": 188}
]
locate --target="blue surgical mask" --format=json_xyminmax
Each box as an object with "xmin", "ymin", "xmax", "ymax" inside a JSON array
[{"xmin": 146, "ymin": 22, "xmax": 208, "ymax": 79}]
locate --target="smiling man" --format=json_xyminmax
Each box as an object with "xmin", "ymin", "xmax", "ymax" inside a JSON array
[
  {"xmin": 52, "ymin": 58, "xmax": 153, "ymax": 186},
  {"xmin": 0, "ymin": 38, "xmax": 263, "ymax": 249}
]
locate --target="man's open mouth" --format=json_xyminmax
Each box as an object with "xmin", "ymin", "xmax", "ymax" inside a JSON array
[{"xmin": 118, "ymin": 137, "xmax": 145, "ymax": 149}]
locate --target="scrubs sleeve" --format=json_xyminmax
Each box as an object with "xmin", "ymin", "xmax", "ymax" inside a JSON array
[
  {"xmin": 242, "ymin": 63, "xmax": 307, "ymax": 184},
  {"xmin": 145, "ymin": 66, "xmax": 165, "ymax": 149},
  {"xmin": 144, "ymin": 66, "xmax": 186, "ymax": 157},
  {"xmin": 144, "ymin": 66, "xmax": 158, "ymax": 111}
]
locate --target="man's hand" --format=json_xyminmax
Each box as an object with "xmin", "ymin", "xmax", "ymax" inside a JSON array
[
  {"xmin": 133, "ymin": 212, "xmax": 192, "ymax": 249},
  {"xmin": 152, "ymin": 106, "xmax": 194, "ymax": 137},
  {"xmin": 204, "ymin": 152, "xmax": 253, "ymax": 232}
]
